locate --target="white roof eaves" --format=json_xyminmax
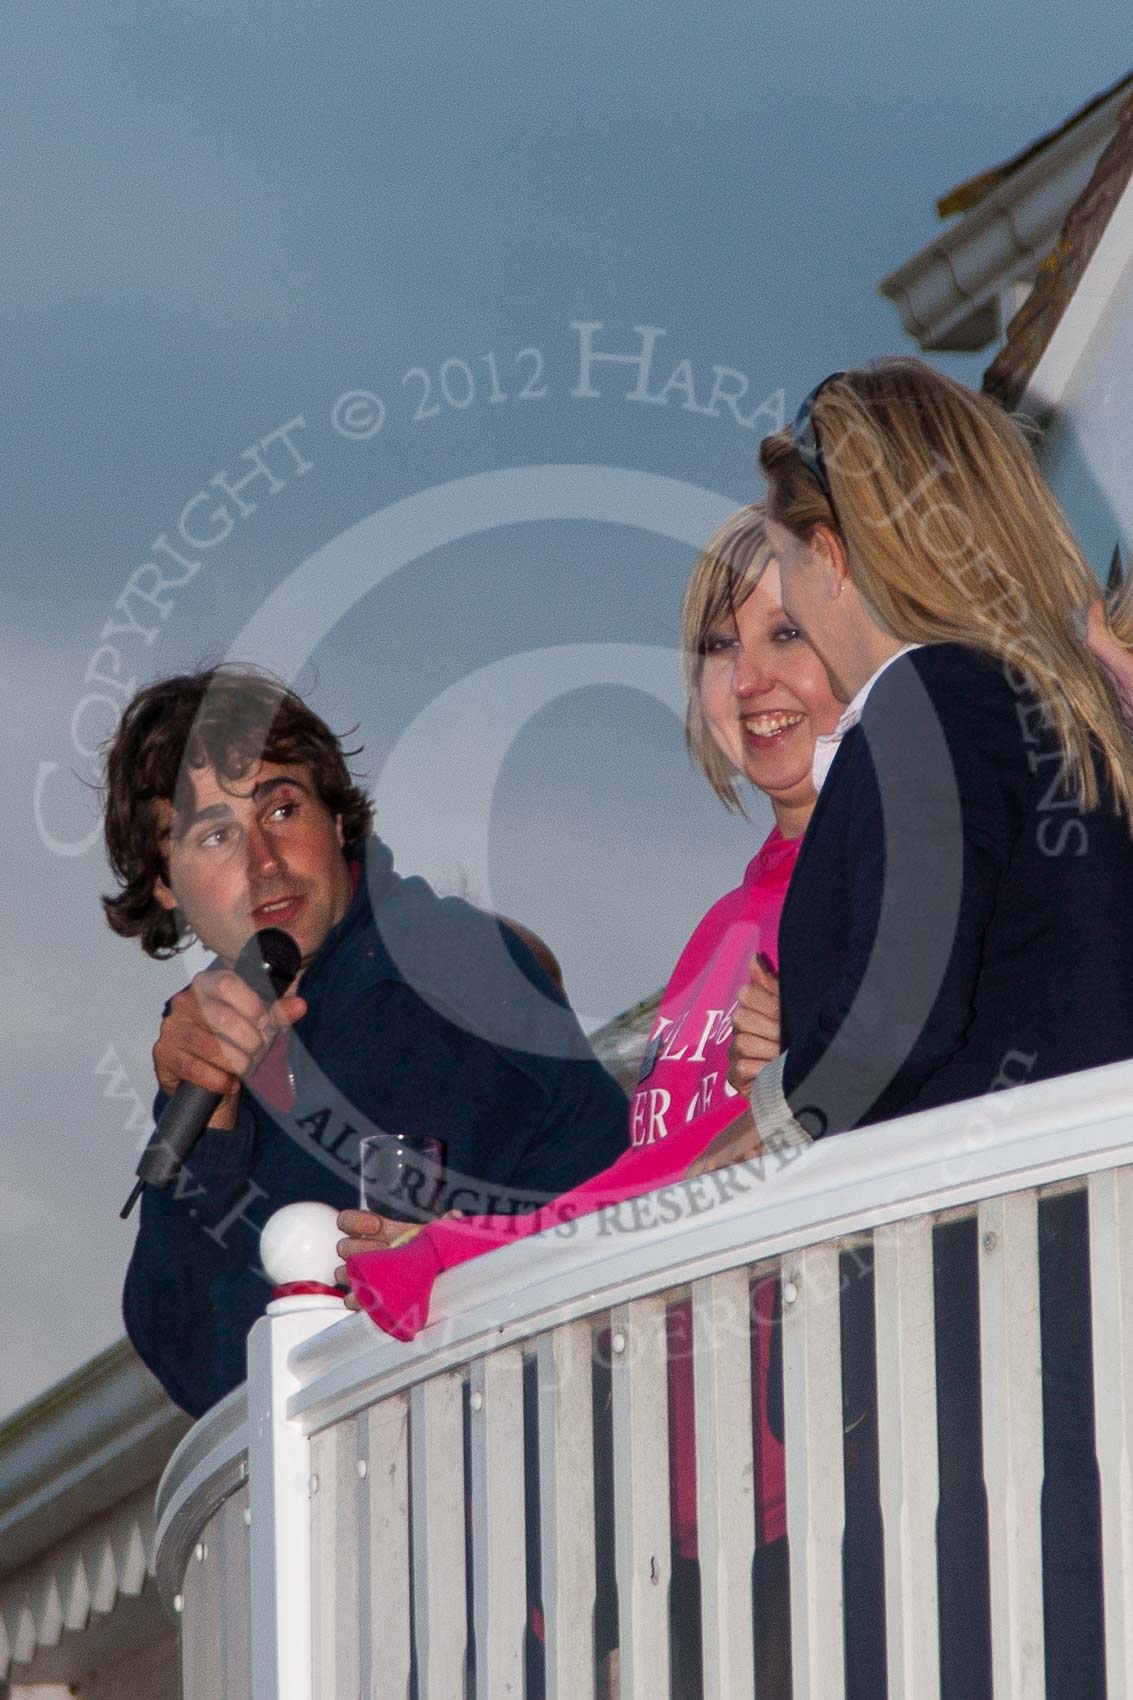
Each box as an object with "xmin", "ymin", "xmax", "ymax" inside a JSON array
[
  {"xmin": 0, "ymin": 1483, "xmax": 158, "ymax": 1680},
  {"xmin": 0, "ymin": 1341, "xmax": 189, "ymax": 1583},
  {"xmin": 880, "ymin": 87, "xmax": 1126, "ymax": 350}
]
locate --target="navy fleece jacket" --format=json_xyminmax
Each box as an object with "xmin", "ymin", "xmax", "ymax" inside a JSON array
[{"xmin": 123, "ymin": 840, "xmax": 628, "ymax": 1416}]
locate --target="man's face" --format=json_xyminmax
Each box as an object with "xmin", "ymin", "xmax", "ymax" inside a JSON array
[{"xmin": 154, "ymin": 760, "xmax": 354, "ymax": 970}]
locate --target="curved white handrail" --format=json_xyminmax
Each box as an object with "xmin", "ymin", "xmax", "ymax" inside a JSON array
[
  {"xmin": 154, "ymin": 1385, "xmax": 246, "ymax": 1604},
  {"xmin": 287, "ymin": 1057, "xmax": 1133, "ymax": 1432},
  {"xmin": 154, "ymin": 1056, "xmax": 1133, "ymax": 1603}
]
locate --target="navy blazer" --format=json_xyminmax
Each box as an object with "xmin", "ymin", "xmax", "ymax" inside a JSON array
[{"xmin": 779, "ymin": 643, "xmax": 1133, "ymax": 1135}]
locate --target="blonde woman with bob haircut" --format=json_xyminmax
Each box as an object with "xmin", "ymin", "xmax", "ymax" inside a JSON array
[
  {"xmin": 344, "ymin": 503, "xmax": 841, "ymax": 1698},
  {"xmin": 346, "ymin": 503, "xmax": 844, "ymax": 1336},
  {"xmin": 681, "ymin": 502, "xmax": 843, "ymax": 829},
  {"xmin": 692, "ymin": 357, "xmax": 1133, "ymax": 1700}
]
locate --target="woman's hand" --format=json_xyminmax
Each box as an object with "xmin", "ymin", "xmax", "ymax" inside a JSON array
[
  {"xmin": 336, "ymin": 1209, "xmax": 398, "ymax": 1310},
  {"xmin": 685, "ymin": 1109, "xmax": 764, "ymax": 1178},
  {"xmin": 727, "ymin": 955, "xmax": 781, "ymax": 1095},
  {"xmin": 335, "ymin": 1207, "xmax": 462, "ymax": 1311}
]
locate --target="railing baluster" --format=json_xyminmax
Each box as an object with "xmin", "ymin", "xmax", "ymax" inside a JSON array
[
  {"xmin": 537, "ymin": 1322, "xmax": 597, "ymax": 1700},
  {"xmin": 874, "ymin": 1216, "xmax": 940, "ymax": 1700},
  {"xmin": 1089, "ymin": 1167, "xmax": 1133, "ymax": 1699},
  {"xmin": 364, "ymin": 1393, "xmax": 411, "ymax": 1700},
  {"xmin": 470, "ymin": 1348, "xmax": 526, "ymax": 1697},
  {"xmin": 209, "ymin": 1495, "xmax": 233, "ymax": 1694},
  {"xmin": 225, "ymin": 1487, "xmax": 253, "ymax": 1700},
  {"xmin": 978, "ymin": 1191, "xmax": 1045, "ymax": 1700},
  {"xmin": 782, "ymin": 1242, "xmax": 846, "ymax": 1700},
  {"xmin": 183, "ymin": 1509, "xmax": 218, "ymax": 1698},
  {"xmin": 310, "ymin": 1422, "xmax": 361, "ymax": 1700},
  {"xmin": 410, "ymin": 1372, "xmax": 467, "ymax": 1699},
  {"xmin": 691, "ymin": 1270, "xmax": 756, "ymax": 1700},
  {"xmin": 610, "ymin": 1297, "xmax": 672, "ymax": 1698}
]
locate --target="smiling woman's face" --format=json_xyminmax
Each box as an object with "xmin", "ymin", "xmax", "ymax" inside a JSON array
[{"xmin": 698, "ymin": 561, "xmax": 844, "ymax": 828}]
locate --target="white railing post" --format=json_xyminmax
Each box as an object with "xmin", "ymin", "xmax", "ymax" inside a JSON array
[
  {"xmin": 610, "ymin": 1297, "xmax": 672, "ymax": 1699},
  {"xmin": 873, "ymin": 1214, "xmax": 940, "ymax": 1700},
  {"xmin": 248, "ymin": 1204, "xmax": 348, "ymax": 1700},
  {"xmin": 978, "ymin": 1191, "xmax": 1046, "ymax": 1700},
  {"xmin": 470, "ymin": 1347, "xmax": 527, "ymax": 1697},
  {"xmin": 361, "ymin": 1394, "xmax": 412, "ymax": 1699},
  {"xmin": 1089, "ymin": 1167, "xmax": 1133, "ymax": 1700},
  {"xmin": 537, "ymin": 1322, "xmax": 598, "ymax": 1700},
  {"xmin": 782, "ymin": 1242, "xmax": 847, "ymax": 1700},
  {"xmin": 410, "ymin": 1371, "xmax": 469, "ymax": 1697},
  {"xmin": 692, "ymin": 1270, "xmax": 756, "ymax": 1700}
]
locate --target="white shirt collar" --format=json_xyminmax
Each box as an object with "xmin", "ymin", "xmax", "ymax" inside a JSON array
[{"xmin": 812, "ymin": 643, "xmax": 923, "ymax": 791}]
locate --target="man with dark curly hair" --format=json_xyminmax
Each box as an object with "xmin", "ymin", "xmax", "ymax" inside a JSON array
[{"xmin": 106, "ymin": 667, "xmax": 628, "ymax": 1416}]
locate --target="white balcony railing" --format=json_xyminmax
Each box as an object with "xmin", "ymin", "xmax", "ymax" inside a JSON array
[{"xmin": 154, "ymin": 1058, "xmax": 1133, "ymax": 1700}]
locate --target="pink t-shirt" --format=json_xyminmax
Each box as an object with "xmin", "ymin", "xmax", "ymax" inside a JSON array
[{"xmin": 628, "ymin": 826, "xmax": 801, "ymax": 1552}]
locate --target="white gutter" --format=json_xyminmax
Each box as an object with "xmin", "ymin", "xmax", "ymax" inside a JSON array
[{"xmin": 880, "ymin": 84, "xmax": 1127, "ymax": 352}]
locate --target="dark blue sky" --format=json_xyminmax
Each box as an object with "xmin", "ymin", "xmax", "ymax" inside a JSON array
[{"xmin": 4, "ymin": 0, "xmax": 1129, "ymax": 1414}]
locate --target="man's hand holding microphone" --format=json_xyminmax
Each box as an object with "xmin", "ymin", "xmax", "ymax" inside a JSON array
[
  {"xmin": 121, "ymin": 928, "xmax": 303, "ymax": 1216},
  {"xmin": 153, "ymin": 965, "xmax": 307, "ymax": 1130}
]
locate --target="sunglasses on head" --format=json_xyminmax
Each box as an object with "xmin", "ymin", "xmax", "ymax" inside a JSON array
[{"xmin": 791, "ymin": 372, "xmax": 846, "ymax": 511}]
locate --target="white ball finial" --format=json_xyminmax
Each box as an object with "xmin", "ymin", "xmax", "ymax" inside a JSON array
[{"xmin": 260, "ymin": 1202, "xmax": 342, "ymax": 1288}]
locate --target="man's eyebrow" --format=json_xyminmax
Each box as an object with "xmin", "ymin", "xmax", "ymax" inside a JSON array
[
  {"xmin": 170, "ymin": 799, "xmax": 234, "ymax": 840},
  {"xmin": 172, "ymin": 775, "xmax": 311, "ymax": 838},
  {"xmin": 252, "ymin": 774, "xmax": 312, "ymax": 803}
]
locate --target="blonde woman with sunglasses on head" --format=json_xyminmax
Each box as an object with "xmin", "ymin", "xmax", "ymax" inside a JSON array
[{"xmin": 697, "ymin": 358, "xmax": 1133, "ymax": 1700}]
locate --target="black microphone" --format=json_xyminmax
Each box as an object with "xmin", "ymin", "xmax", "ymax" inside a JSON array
[{"xmin": 120, "ymin": 927, "xmax": 302, "ymax": 1220}]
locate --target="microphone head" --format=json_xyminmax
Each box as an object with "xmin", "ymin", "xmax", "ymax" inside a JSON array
[{"xmin": 234, "ymin": 926, "xmax": 302, "ymax": 1002}]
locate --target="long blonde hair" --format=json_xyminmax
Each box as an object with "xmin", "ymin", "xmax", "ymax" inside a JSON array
[
  {"xmin": 680, "ymin": 503, "xmax": 774, "ymax": 812},
  {"xmin": 759, "ymin": 358, "xmax": 1133, "ymax": 819}
]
